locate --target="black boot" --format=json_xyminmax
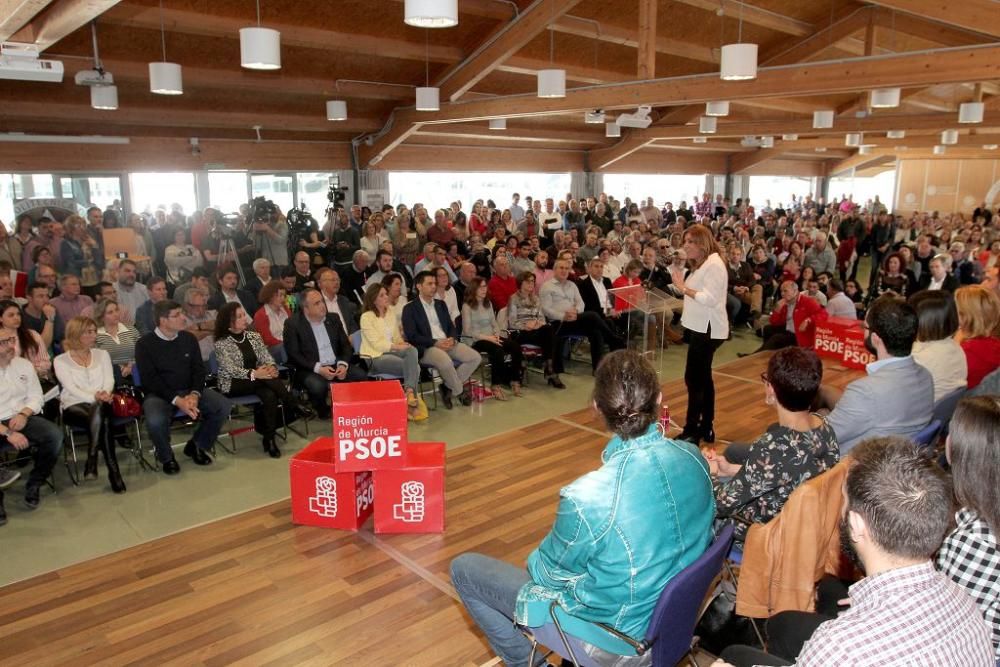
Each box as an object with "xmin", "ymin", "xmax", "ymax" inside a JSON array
[
  {"xmin": 100, "ymin": 433, "xmax": 126, "ymax": 494},
  {"xmin": 263, "ymin": 434, "xmax": 281, "ymax": 459},
  {"xmin": 83, "ymin": 446, "xmax": 99, "ymax": 480},
  {"xmin": 0, "ymin": 490, "xmax": 6, "ymax": 527}
]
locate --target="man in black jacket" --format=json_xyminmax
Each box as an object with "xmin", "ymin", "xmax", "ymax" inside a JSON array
[
  {"xmin": 208, "ymin": 267, "xmax": 258, "ymax": 315},
  {"xmin": 135, "ymin": 300, "xmax": 233, "ymax": 474},
  {"xmin": 283, "ymin": 287, "xmax": 366, "ymax": 414},
  {"xmin": 577, "ymin": 257, "xmax": 626, "ymax": 337}
]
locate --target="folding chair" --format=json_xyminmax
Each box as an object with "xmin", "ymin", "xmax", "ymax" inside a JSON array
[
  {"xmin": 523, "ymin": 525, "xmax": 735, "ymax": 667},
  {"xmin": 912, "ymin": 419, "xmax": 942, "ymax": 456},
  {"xmin": 132, "ymin": 365, "xmax": 224, "ymax": 458},
  {"xmin": 61, "ymin": 407, "xmax": 149, "ymax": 484}
]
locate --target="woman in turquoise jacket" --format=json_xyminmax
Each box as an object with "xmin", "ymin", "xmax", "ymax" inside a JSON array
[{"xmin": 451, "ymin": 350, "xmax": 716, "ymax": 666}]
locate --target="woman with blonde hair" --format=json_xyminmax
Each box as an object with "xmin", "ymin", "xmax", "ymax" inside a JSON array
[
  {"xmin": 59, "ymin": 214, "xmax": 102, "ymax": 295},
  {"xmin": 955, "ymin": 285, "xmax": 1000, "ymax": 389},
  {"xmin": 359, "ymin": 283, "xmax": 423, "ymax": 420},
  {"xmin": 54, "ymin": 316, "xmax": 124, "ymax": 492},
  {"xmin": 670, "ymin": 223, "xmax": 729, "ymax": 444}
]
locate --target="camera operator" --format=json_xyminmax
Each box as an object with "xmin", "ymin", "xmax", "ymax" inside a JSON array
[
  {"xmin": 251, "ymin": 202, "xmax": 288, "ymax": 277},
  {"xmin": 325, "ymin": 207, "xmax": 360, "ymax": 269}
]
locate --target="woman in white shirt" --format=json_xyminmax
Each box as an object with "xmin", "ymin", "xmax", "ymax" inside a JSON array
[
  {"xmin": 910, "ymin": 290, "xmax": 968, "ymax": 402},
  {"xmin": 669, "ymin": 224, "xmax": 729, "ymax": 445},
  {"xmin": 163, "ymin": 228, "xmax": 204, "ymax": 287},
  {"xmin": 53, "ymin": 316, "xmax": 124, "ymax": 493},
  {"xmin": 359, "ymin": 283, "xmax": 423, "ymax": 420}
]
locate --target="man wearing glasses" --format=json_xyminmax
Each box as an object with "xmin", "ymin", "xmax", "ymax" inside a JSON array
[
  {"xmin": 135, "ymin": 300, "xmax": 232, "ymax": 474},
  {"xmin": 0, "ymin": 328, "xmax": 63, "ymax": 524}
]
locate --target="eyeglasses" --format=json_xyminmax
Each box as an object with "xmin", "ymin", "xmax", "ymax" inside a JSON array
[{"xmin": 0, "ymin": 338, "xmax": 15, "ymax": 346}]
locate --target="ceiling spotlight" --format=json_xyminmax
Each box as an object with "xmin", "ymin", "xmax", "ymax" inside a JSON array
[
  {"xmin": 933, "ymin": 145, "xmax": 946, "ymax": 155},
  {"xmin": 886, "ymin": 130, "xmax": 905, "ymax": 139},
  {"xmin": 326, "ymin": 100, "xmax": 347, "ymax": 121},
  {"xmin": 870, "ymin": 87, "xmax": 900, "ymax": 108},
  {"xmin": 813, "ymin": 110, "xmax": 834, "ymax": 129},
  {"xmin": 693, "ymin": 137, "xmax": 708, "ymax": 143},
  {"xmin": 705, "ymin": 101, "xmax": 730, "ymax": 116},
  {"xmin": 585, "ymin": 110, "xmax": 605, "ymax": 124},
  {"xmin": 859, "ymin": 145, "xmax": 873, "ymax": 155},
  {"xmin": 781, "ymin": 134, "xmax": 798, "ymax": 141},
  {"xmin": 958, "ymin": 102, "xmax": 984, "ymax": 124},
  {"xmin": 699, "ymin": 116, "xmax": 717, "ymax": 133},
  {"xmin": 616, "ymin": 105, "xmax": 653, "ymax": 129},
  {"xmin": 90, "ymin": 81, "xmax": 118, "ymax": 110},
  {"xmin": 404, "ymin": 0, "xmax": 458, "ymax": 28},
  {"xmin": 941, "ymin": 129, "xmax": 959, "ymax": 145},
  {"xmin": 845, "ymin": 132, "xmax": 862, "ymax": 147},
  {"xmin": 815, "ymin": 147, "xmax": 827, "ymax": 152},
  {"xmin": 488, "ymin": 118, "xmax": 506, "ymax": 130},
  {"xmin": 605, "ymin": 121, "xmax": 621, "ymax": 138},
  {"xmin": 537, "ymin": 69, "xmax": 566, "ymax": 98},
  {"xmin": 760, "ymin": 136, "xmax": 774, "ymax": 148}
]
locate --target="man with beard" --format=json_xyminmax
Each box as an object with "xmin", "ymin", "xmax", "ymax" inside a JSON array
[
  {"xmin": 715, "ymin": 437, "xmax": 994, "ymax": 667},
  {"xmin": 821, "ymin": 295, "xmax": 933, "ymax": 454},
  {"xmin": 113, "ymin": 259, "xmax": 149, "ymax": 326}
]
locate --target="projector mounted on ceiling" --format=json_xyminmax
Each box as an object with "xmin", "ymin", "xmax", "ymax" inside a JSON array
[
  {"xmin": 0, "ymin": 43, "xmax": 64, "ymax": 83},
  {"xmin": 615, "ymin": 105, "xmax": 653, "ymax": 129}
]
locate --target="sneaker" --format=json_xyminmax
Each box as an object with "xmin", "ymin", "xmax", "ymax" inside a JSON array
[{"xmin": 0, "ymin": 467, "xmax": 20, "ymax": 489}]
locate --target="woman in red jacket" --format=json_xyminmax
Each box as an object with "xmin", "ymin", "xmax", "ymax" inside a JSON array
[
  {"xmin": 955, "ymin": 285, "xmax": 1000, "ymax": 389},
  {"xmin": 252, "ymin": 281, "xmax": 291, "ymax": 365}
]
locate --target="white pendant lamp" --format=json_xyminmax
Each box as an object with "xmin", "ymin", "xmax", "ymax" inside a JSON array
[
  {"xmin": 933, "ymin": 145, "xmax": 946, "ymax": 155},
  {"xmin": 870, "ymin": 87, "xmax": 900, "ymax": 108},
  {"xmin": 489, "ymin": 118, "xmax": 506, "ymax": 130},
  {"xmin": 699, "ymin": 116, "xmax": 717, "ymax": 133},
  {"xmin": 693, "ymin": 137, "xmax": 708, "ymax": 143},
  {"xmin": 91, "ymin": 82, "xmax": 118, "ymax": 110},
  {"xmin": 606, "ymin": 122, "xmax": 621, "ymax": 138},
  {"xmin": 706, "ymin": 101, "xmax": 730, "ymax": 116},
  {"xmin": 149, "ymin": 1, "xmax": 182, "ymax": 94},
  {"xmin": 415, "ymin": 86, "xmax": 439, "ymax": 111},
  {"xmin": 813, "ymin": 110, "xmax": 834, "ymax": 129},
  {"xmin": 760, "ymin": 136, "xmax": 775, "ymax": 148},
  {"xmin": 886, "ymin": 130, "xmax": 905, "ymax": 139},
  {"xmin": 958, "ymin": 102, "xmax": 984, "ymax": 124},
  {"xmin": 858, "ymin": 145, "xmax": 872, "ymax": 155},
  {"xmin": 720, "ymin": 43, "xmax": 757, "ymax": 80},
  {"xmin": 404, "ymin": 0, "xmax": 458, "ymax": 28},
  {"xmin": 326, "ymin": 100, "xmax": 347, "ymax": 121},
  {"xmin": 845, "ymin": 132, "xmax": 862, "ymax": 147},
  {"xmin": 240, "ymin": 27, "xmax": 281, "ymax": 70},
  {"xmin": 537, "ymin": 68, "xmax": 566, "ymax": 98},
  {"xmin": 941, "ymin": 129, "xmax": 959, "ymax": 145},
  {"xmin": 585, "ymin": 110, "xmax": 605, "ymax": 124},
  {"xmin": 781, "ymin": 134, "xmax": 798, "ymax": 141}
]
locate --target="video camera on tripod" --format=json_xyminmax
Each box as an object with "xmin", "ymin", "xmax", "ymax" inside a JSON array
[{"xmin": 325, "ymin": 182, "xmax": 349, "ymax": 215}]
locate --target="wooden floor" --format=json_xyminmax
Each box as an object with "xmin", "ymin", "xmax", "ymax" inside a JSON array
[{"xmin": 0, "ymin": 353, "xmax": 861, "ymax": 667}]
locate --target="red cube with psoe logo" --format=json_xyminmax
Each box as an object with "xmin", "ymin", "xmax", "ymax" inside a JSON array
[
  {"xmin": 841, "ymin": 326, "xmax": 876, "ymax": 370},
  {"xmin": 373, "ymin": 441, "xmax": 446, "ymax": 534},
  {"xmin": 331, "ymin": 381, "xmax": 409, "ymax": 472},
  {"xmin": 290, "ymin": 438, "xmax": 374, "ymax": 531},
  {"xmin": 814, "ymin": 317, "xmax": 858, "ymax": 360}
]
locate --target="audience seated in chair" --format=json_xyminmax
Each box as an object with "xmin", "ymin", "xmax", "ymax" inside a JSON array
[
  {"xmin": 716, "ymin": 437, "xmax": 994, "ymax": 667},
  {"xmin": 462, "ymin": 276, "xmax": 523, "ymax": 400},
  {"xmin": 745, "ymin": 280, "xmax": 827, "ymax": 356},
  {"xmin": 21, "ymin": 282, "xmax": 64, "ymax": 352},
  {"xmin": 135, "ymin": 299, "xmax": 233, "ymax": 475},
  {"xmin": 283, "ymin": 287, "xmax": 366, "ymax": 416},
  {"xmin": 704, "ymin": 347, "xmax": 839, "ymax": 545},
  {"xmin": 1, "ymin": 299, "xmax": 53, "ymax": 391},
  {"xmin": 134, "ymin": 276, "xmax": 167, "ymax": 336},
  {"xmin": 955, "ymin": 285, "xmax": 1000, "ymax": 390},
  {"xmin": 207, "ymin": 267, "xmax": 258, "ymax": 315},
  {"xmin": 451, "ymin": 351, "xmax": 714, "ymax": 666},
  {"xmin": 113, "ymin": 259, "xmax": 149, "ymax": 327},
  {"xmin": 358, "ymin": 283, "xmax": 423, "ymax": 420},
  {"xmin": 93, "ymin": 298, "xmax": 141, "ymax": 387},
  {"xmin": 821, "ymin": 295, "xmax": 933, "ymax": 454},
  {"xmin": 909, "ymin": 290, "xmax": 967, "ymax": 402},
  {"xmin": 54, "ymin": 316, "xmax": 124, "ymax": 493},
  {"xmin": 507, "ymin": 271, "xmax": 564, "ymax": 389},
  {"xmin": 315, "ymin": 267, "xmax": 359, "ymax": 333},
  {"xmin": 252, "ymin": 281, "xmax": 290, "ymax": 365},
  {"xmin": 49, "ymin": 274, "xmax": 94, "ymax": 324},
  {"xmin": 182, "ymin": 287, "xmax": 217, "ymax": 362}
]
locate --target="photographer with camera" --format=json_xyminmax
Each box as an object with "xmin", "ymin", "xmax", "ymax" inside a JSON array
[
  {"xmin": 325, "ymin": 207, "xmax": 360, "ymax": 269},
  {"xmin": 249, "ymin": 198, "xmax": 288, "ymax": 277}
]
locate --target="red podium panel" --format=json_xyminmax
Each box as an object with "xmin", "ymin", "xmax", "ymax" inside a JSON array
[
  {"xmin": 331, "ymin": 381, "xmax": 408, "ymax": 472},
  {"xmin": 842, "ymin": 328, "xmax": 876, "ymax": 369},
  {"xmin": 814, "ymin": 317, "xmax": 859, "ymax": 360},
  {"xmin": 290, "ymin": 438, "xmax": 374, "ymax": 531},
  {"xmin": 374, "ymin": 441, "xmax": 446, "ymax": 534}
]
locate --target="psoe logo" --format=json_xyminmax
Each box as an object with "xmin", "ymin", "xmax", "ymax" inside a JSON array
[
  {"xmin": 308, "ymin": 476, "xmax": 338, "ymax": 517},
  {"xmin": 393, "ymin": 481, "xmax": 425, "ymax": 523}
]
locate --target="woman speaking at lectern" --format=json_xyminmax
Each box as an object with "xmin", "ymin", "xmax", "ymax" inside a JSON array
[{"xmin": 670, "ymin": 224, "xmax": 729, "ymax": 446}]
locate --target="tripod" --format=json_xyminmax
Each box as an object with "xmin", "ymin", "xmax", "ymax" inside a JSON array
[{"xmin": 217, "ymin": 236, "xmax": 247, "ymax": 287}]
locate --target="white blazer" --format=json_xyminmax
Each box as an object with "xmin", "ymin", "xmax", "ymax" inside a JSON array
[{"xmin": 679, "ymin": 252, "xmax": 729, "ymax": 339}]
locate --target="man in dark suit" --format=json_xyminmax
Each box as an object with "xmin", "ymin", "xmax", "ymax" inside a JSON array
[
  {"xmin": 577, "ymin": 256, "xmax": 627, "ymax": 338},
  {"xmin": 314, "ymin": 267, "xmax": 359, "ymax": 333},
  {"xmin": 917, "ymin": 254, "xmax": 960, "ymax": 292},
  {"xmin": 208, "ymin": 267, "xmax": 258, "ymax": 315},
  {"xmin": 401, "ymin": 271, "xmax": 480, "ymax": 409},
  {"xmin": 283, "ymin": 287, "xmax": 366, "ymax": 414}
]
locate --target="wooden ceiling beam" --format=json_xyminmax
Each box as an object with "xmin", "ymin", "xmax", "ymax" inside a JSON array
[
  {"xmin": 498, "ymin": 56, "xmax": 631, "ymax": 84},
  {"xmin": 671, "ymin": 0, "xmax": 813, "ymax": 37},
  {"xmin": 437, "ymin": 0, "xmax": 586, "ymax": 103},
  {"xmin": 413, "ymin": 125, "xmax": 607, "ymax": 145},
  {"xmin": 637, "ymin": 0, "xmax": 657, "ymax": 78},
  {"xmin": 829, "ymin": 152, "xmax": 896, "ymax": 176},
  {"xmin": 869, "ymin": 7, "xmax": 990, "ymax": 46},
  {"xmin": 0, "ymin": 0, "xmax": 55, "ymax": 42},
  {"xmin": 762, "ymin": 6, "xmax": 872, "ymax": 66},
  {"xmin": 729, "ymin": 148, "xmax": 792, "ymax": 173},
  {"xmin": 549, "ymin": 14, "xmax": 718, "ymax": 65},
  {"xmin": 864, "ymin": 0, "xmax": 1000, "ymax": 40},
  {"xmin": 10, "ymin": 0, "xmax": 120, "ymax": 50},
  {"xmin": 1, "ymin": 101, "xmax": 383, "ymax": 134}
]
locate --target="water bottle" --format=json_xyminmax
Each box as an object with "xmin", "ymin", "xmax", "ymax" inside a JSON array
[{"xmin": 659, "ymin": 403, "xmax": 670, "ymax": 431}]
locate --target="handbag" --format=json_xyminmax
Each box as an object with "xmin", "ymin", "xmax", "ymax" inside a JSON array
[{"xmin": 111, "ymin": 386, "xmax": 142, "ymax": 419}]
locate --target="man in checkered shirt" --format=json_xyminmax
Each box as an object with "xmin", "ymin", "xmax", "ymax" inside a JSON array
[{"xmin": 716, "ymin": 437, "xmax": 993, "ymax": 667}]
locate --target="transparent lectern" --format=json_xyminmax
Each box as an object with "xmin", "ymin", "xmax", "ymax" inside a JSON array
[{"xmin": 608, "ymin": 285, "xmax": 681, "ymax": 372}]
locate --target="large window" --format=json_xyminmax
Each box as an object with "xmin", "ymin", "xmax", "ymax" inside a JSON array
[
  {"xmin": 130, "ymin": 172, "xmax": 197, "ymax": 216},
  {"xmin": 747, "ymin": 176, "xmax": 817, "ymax": 211},
  {"xmin": 297, "ymin": 172, "xmax": 338, "ymax": 218},
  {"xmin": 828, "ymin": 171, "xmax": 897, "ymax": 212},
  {"xmin": 250, "ymin": 173, "xmax": 294, "ymax": 213},
  {"xmin": 602, "ymin": 174, "xmax": 705, "ymax": 206},
  {"xmin": 388, "ymin": 171, "xmax": 571, "ymax": 211},
  {"xmin": 207, "ymin": 171, "xmax": 249, "ymax": 214}
]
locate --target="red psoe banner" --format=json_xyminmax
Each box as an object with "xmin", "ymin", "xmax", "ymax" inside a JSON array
[
  {"xmin": 374, "ymin": 441, "xmax": 446, "ymax": 534},
  {"xmin": 813, "ymin": 317, "xmax": 858, "ymax": 360},
  {"xmin": 331, "ymin": 381, "xmax": 409, "ymax": 472},
  {"xmin": 290, "ymin": 438, "xmax": 374, "ymax": 531}
]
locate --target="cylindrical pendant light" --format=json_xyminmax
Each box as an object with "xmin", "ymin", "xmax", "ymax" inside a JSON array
[
  {"xmin": 240, "ymin": 27, "xmax": 281, "ymax": 70},
  {"xmin": 781, "ymin": 134, "xmax": 798, "ymax": 141},
  {"xmin": 584, "ymin": 111, "xmax": 604, "ymax": 124},
  {"xmin": 813, "ymin": 110, "xmax": 834, "ymax": 129},
  {"xmin": 845, "ymin": 132, "xmax": 862, "ymax": 147},
  {"xmin": 933, "ymin": 145, "xmax": 946, "ymax": 155},
  {"xmin": 605, "ymin": 122, "xmax": 621, "ymax": 138},
  {"xmin": 858, "ymin": 145, "xmax": 872, "ymax": 155},
  {"xmin": 760, "ymin": 136, "xmax": 774, "ymax": 148},
  {"xmin": 699, "ymin": 116, "xmax": 717, "ymax": 133},
  {"xmin": 404, "ymin": 0, "xmax": 458, "ymax": 28},
  {"xmin": 537, "ymin": 69, "xmax": 566, "ymax": 98},
  {"xmin": 326, "ymin": 100, "xmax": 347, "ymax": 121},
  {"xmin": 886, "ymin": 130, "xmax": 905, "ymax": 139},
  {"xmin": 488, "ymin": 118, "xmax": 506, "ymax": 130},
  {"xmin": 706, "ymin": 101, "xmax": 730, "ymax": 116},
  {"xmin": 693, "ymin": 137, "xmax": 707, "ymax": 143},
  {"xmin": 149, "ymin": 62, "xmax": 183, "ymax": 95},
  {"xmin": 720, "ymin": 43, "xmax": 757, "ymax": 80},
  {"xmin": 91, "ymin": 85, "xmax": 118, "ymax": 110},
  {"xmin": 941, "ymin": 129, "xmax": 959, "ymax": 145},
  {"xmin": 870, "ymin": 87, "xmax": 900, "ymax": 108},
  {"xmin": 415, "ymin": 86, "xmax": 439, "ymax": 111},
  {"xmin": 958, "ymin": 102, "xmax": 984, "ymax": 124}
]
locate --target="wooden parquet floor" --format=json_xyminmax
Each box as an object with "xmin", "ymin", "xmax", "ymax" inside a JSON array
[{"xmin": 0, "ymin": 353, "xmax": 861, "ymax": 667}]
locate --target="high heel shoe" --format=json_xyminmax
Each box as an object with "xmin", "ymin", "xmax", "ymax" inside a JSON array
[
  {"xmin": 547, "ymin": 375, "xmax": 566, "ymax": 389},
  {"xmin": 702, "ymin": 428, "xmax": 716, "ymax": 444},
  {"xmin": 492, "ymin": 386, "xmax": 508, "ymax": 401},
  {"xmin": 263, "ymin": 435, "xmax": 281, "ymax": 459}
]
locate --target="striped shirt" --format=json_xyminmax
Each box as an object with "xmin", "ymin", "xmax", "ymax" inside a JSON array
[
  {"xmin": 793, "ymin": 562, "xmax": 993, "ymax": 666},
  {"xmin": 96, "ymin": 322, "xmax": 140, "ymax": 366}
]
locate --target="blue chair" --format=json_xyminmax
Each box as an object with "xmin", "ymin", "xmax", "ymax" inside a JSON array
[
  {"xmin": 350, "ymin": 330, "xmax": 405, "ymax": 383},
  {"xmin": 524, "ymin": 525, "xmax": 735, "ymax": 667},
  {"xmin": 132, "ymin": 364, "xmax": 225, "ymax": 457},
  {"xmin": 913, "ymin": 419, "xmax": 942, "ymax": 455}
]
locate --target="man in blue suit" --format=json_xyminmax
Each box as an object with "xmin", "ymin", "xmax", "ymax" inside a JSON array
[{"xmin": 402, "ymin": 271, "xmax": 480, "ymax": 409}]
